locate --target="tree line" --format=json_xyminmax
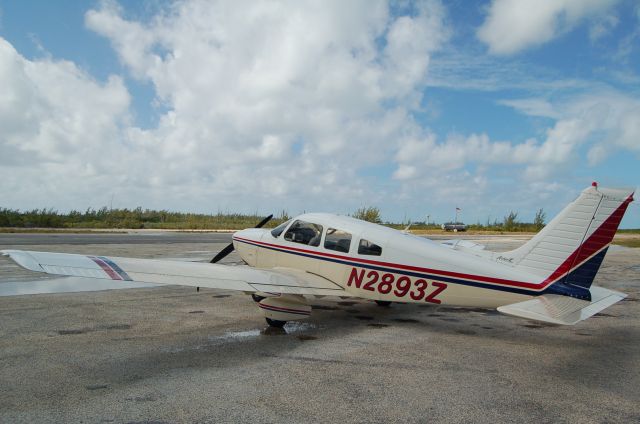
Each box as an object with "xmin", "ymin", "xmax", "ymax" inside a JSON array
[
  {"xmin": 353, "ymin": 206, "xmax": 546, "ymax": 232},
  {"xmin": 0, "ymin": 207, "xmax": 290, "ymax": 230},
  {"xmin": 0, "ymin": 205, "xmax": 546, "ymax": 232}
]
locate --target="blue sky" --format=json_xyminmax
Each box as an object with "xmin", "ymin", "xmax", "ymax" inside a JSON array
[{"xmin": 0, "ymin": 0, "xmax": 638, "ymax": 227}]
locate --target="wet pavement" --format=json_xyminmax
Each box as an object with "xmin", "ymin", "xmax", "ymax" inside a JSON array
[{"xmin": 1, "ymin": 232, "xmax": 639, "ymax": 423}]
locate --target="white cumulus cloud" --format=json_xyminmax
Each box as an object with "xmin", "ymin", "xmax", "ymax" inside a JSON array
[
  {"xmin": 0, "ymin": 0, "xmax": 451, "ymax": 215},
  {"xmin": 0, "ymin": 37, "xmax": 135, "ymax": 208},
  {"xmin": 478, "ymin": 0, "xmax": 620, "ymax": 55},
  {"xmin": 83, "ymin": 0, "xmax": 450, "ymax": 212}
]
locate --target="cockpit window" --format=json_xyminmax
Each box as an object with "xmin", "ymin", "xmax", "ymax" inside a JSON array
[
  {"xmin": 324, "ymin": 228, "xmax": 352, "ymax": 253},
  {"xmin": 358, "ymin": 239, "xmax": 382, "ymax": 256},
  {"xmin": 270, "ymin": 219, "xmax": 292, "ymax": 238},
  {"xmin": 284, "ymin": 220, "xmax": 323, "ymax": 246}
]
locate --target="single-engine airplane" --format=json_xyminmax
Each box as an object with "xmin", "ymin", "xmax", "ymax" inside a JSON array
[{"xmin": 2, "ymin": 183, "xmax": 634, "ymax": 327}]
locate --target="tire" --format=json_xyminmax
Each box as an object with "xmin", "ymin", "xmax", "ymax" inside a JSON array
[
  {"xmin": 252, "ymin": 293, "xmax": 266, "ymax": 303},
  {"xmin": 375, "ymin": 300, "xmax": 392, "ymax": 307},
  {"xmin": 265, "ymin": 318, "xmax": 287, "ymax": 328}
]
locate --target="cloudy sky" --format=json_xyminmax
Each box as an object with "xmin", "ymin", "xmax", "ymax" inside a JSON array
[{"xmin": 1, "ymin": 0, "xmax": 639, "ymax": 227}]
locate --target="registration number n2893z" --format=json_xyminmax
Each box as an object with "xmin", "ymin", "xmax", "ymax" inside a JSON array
[{"xmin": 346, "ymin": 267, "xmax": 447, "ymax": 303}]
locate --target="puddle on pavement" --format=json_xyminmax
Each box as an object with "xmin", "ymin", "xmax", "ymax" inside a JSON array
[
  {"xmin": 311, "ymin": 304, "xmax": 339, "ymax": 310},
  {"xmin": 437, "ymin": 307, "xmax": 490, "ymax": 314},
  {"xmin": 98, "ymin": 324, "xmax": 131, "ymax": 330},
  {"xmin": 354, "ymin": 315, "xmax": 374, "ymax": 321},
  {"xmin": 204, "ymin": 321, "xmax": 319, "ymax": 344},
  {"xmin": 521, "ymin": 322, "xmax": 557, "ymax": 329},
  {"xmin": 85, "ymin": 384, "xmax": 109, "ymax": 391},
  {"xmin": 297, "ymin": 334, "xmax": 318, "ymax": 341},
  {"xmin": 58, "ymin": 328, "xmax": 89, "ymax": 335},
  {"xmin": 58, "ymin": 323, "xmax": 131, "ymax": 335},
  {"xmin": 367, "ymin": 323, "xmax": 389, "ymax": 328}
]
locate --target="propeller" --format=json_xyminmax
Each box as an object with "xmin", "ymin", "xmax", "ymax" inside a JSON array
[{"xmin": 210, "ymin": 214, "xmax": 273, "ymax": 263}]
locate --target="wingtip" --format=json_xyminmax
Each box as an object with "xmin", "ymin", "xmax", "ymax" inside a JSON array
[{"xmin": 1, "ymin": 250, "xmax": 45, "ymax": 273}]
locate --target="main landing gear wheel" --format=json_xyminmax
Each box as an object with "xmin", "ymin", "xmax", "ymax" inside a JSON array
[
  {"xmin": 265, "ymin": 318, "xmax": 287, "ymax": 328},
  {"xmin": 252, "ymin": 294, "xmax": 266, "ymax": 303},
  {"xmin": 375, "ymin": 300, "xmax": 392, "ymax": 307}
]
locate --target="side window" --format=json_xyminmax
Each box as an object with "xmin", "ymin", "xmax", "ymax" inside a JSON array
[
  {"xmin": 284, "ymin": 220, "xmax": 323, "ymax": 246},
  {"xmin": 358, "ymin": 239, "xmax": 382, "ymax": 256},
  {"xmin": 270, "ymin": 219, "xmax": 291, "ymax": 238},
  {"xmin": 324, "ymin": 228, "xmax": 352, "ymax": 253}
]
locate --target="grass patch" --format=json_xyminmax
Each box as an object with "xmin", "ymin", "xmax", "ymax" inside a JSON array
[{"xmin": 613, "ymin": 238, "xmax": 640, "ymax": 248}]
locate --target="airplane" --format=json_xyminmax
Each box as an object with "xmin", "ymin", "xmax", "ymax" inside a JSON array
[{"xmin": 1, "ymin": 183, "xmax": 634, "ymax": 328}]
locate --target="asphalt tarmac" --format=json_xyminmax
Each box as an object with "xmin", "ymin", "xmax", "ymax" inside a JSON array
[{"xmin": 1, "ymin": 233, "xmax": 638, "ymax": 423}]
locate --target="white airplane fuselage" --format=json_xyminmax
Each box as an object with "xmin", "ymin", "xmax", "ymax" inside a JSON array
[{"xmin": 233, "ymin": 213, "xmax": 537, "ymax": 309}]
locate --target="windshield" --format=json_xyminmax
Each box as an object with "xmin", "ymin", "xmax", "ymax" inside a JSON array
[
  {"xmin": 284, "ymin": 220, "xmax": 324, "ymax": 246},
  {"xmin": 270, "ymin": 219, "xmax": 292, "ymax": 238}
]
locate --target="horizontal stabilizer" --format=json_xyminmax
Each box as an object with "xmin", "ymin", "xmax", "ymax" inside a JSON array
[{"xmin": 497, "ymin": 286, "xmax": 626, "ymax": 325}]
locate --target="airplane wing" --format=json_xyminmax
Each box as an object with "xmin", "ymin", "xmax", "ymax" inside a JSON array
[
  {"xmin": 497, "ymin": 286, "xmax": 626, "ymax": 325},
  {"xmin": 1, "ymin": 250, "xmax": 345, "ymax": 296}
]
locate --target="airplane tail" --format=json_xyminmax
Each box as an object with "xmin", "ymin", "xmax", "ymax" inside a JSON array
[{"xmin": 500, "ymin": 184, "xmax": 634, "ymax": 299}]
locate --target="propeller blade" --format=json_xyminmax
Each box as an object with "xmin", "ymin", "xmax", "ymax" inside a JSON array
[
  {"xmin": 255, "ymin": 214, "xmax": 273, "ymax": 228},
  {"xmin": 210, "ymin": 243, "xmax": 235, "ymax": 263},
  {"xmin": 209, "ymin": 214, "xmax": 273, "ymax": 263}
]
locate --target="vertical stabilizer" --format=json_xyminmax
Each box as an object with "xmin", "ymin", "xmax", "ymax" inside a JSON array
[{"xmin": 498, "ymin": 185, "xmax": 633, "ymax": 291}]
